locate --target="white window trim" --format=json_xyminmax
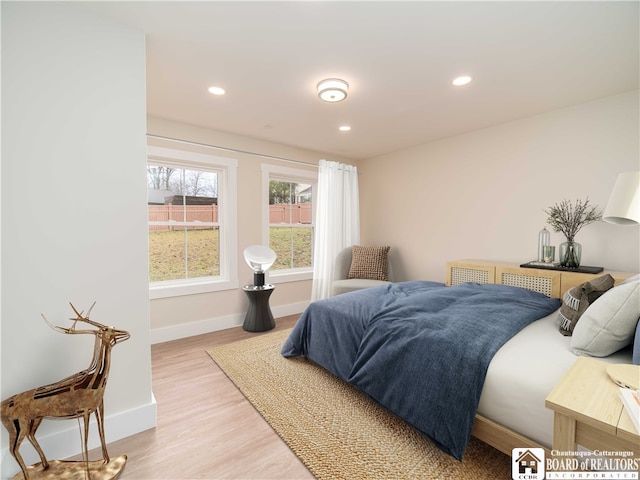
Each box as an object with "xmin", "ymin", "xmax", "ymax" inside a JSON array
[
  {"xmin": 148, "ymin": 146, "xmax": 238, "ymax": 299},
  {"xmin": 262, "ymin": 164, "xmax": 317, "ymax": 284}
]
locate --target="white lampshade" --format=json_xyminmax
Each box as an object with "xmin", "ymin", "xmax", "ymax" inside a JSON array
[
  {"xmin": 603, "ymin": 171, "xmax": 640, "ymax": 225},
  {"xmin": 244, "ymin": 245, "xmax": 277, "ymax": 272},
  {"xmin": 317, "ymin": 78, "xmax": 348, "ymax": 102}
]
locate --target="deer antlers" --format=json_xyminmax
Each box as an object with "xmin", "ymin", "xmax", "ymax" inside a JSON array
[{"xmin": 41, "ymin": 302, "xmax": 101, "ymax": 334}]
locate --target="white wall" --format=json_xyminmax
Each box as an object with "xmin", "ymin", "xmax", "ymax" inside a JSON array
[
  {"xmin": 1, "ymin": 3, "xmax": 154, "ymax": 477},
  {"xmin": 146, "ymin": 117, "xmax": 355, "ymax": 343},
  {"xmin": 359, "ymin": 91, "xmax": 640, "ymax": 282}
]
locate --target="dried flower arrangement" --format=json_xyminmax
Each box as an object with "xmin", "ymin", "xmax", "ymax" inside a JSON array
[{"xmin": 544, "ymin": 198, "xmax": 602, "ymax": 242}]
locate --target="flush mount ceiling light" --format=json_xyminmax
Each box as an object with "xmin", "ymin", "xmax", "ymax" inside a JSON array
[
  {"xmin": 339, "ymin": 125, "xmax": 351, "ymax": 132},
  {"xmin": 452, "ymin": 76, "xmax": 472, "ymax": 86},
  {"xmin": 317, "ymin": 78, "xmax": 349, "ymax": 102}
]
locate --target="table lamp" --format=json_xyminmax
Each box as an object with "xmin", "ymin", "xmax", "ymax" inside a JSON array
[
  {"xmin": 244, "ymin": 245, "xmax": 277, "ymax": 287},
  {"xmin": 603, "ymin": 171, "xmax": 640, "ymax": 225}
]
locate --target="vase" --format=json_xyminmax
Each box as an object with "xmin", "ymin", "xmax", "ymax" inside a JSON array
[
  {"xmin": 559, "ymin": 241, "xmax": 582, "ymax": 268},
  {"xmin": 537, "ymin": 227, "xmax": 550, "ymax": 262}
]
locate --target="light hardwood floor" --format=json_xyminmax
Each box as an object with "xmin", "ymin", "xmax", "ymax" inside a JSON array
[{"xmin": 84, "ymin": 315, "xmax": 314, "ymax": 480}]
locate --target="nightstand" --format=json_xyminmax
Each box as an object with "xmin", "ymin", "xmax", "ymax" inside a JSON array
[
  {"xmin": 242, "ymin": 285, "xmax": 275, "ymax": 332},
  {"xmin": 545, "ymin": 357, "xmax": 639, "ymax": 453}
]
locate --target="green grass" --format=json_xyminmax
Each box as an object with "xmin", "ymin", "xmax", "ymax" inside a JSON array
[
  {"xmin": 149, "ymin": 229, "xmax": 220, "ymax": 282},
  {"xmin": 149, "ymin": 227, "xmax": 312, "ymax": 282},
  {"xmin": 269, "ymin": 227, "xmax": 313, "ymax": 269}
]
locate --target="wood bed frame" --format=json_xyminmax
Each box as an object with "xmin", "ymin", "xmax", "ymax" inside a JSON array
[{"xmin": 445, "ymin": 259, "xmax": 635, "ymax": 455}]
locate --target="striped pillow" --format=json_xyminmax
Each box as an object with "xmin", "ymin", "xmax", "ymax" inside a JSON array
[
  {"xmin": 558, "ymin": 274, "xmax": 614, "ymax": 336},
  {"xmin": 347, "ymin": 245, "xmax": 390, "ymax": 281}
]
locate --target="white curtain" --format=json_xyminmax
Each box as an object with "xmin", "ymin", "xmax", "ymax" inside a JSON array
[{"xmin": 311, "ymin": 160, "xmax": 360, "ymax": 301}]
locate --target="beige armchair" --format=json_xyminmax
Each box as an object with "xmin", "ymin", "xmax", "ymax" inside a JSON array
[{"xmin": 330, "ymin": 246, "xmax": 393, "ymax": 296}]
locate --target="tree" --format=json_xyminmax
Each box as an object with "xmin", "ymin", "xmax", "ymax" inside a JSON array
[
  {"xmin": 178, "ymin": 169, "xmax": 217, "ymax": 197},
  {"xmin": 270, "ymin": 181, "xmax": 297, "ymax": 204},
  {"xmin": 147, "ymin": 165, "xmax": 176, "ymax": 190},
  {"xmin": 149, "ymin": 166, "xmax": 218, "ymax": 198}
]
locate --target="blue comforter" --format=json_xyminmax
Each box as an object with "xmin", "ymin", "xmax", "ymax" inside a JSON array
[{"xmin": 281, "ymin": 281, "xmax": 560, "ymax": 459}]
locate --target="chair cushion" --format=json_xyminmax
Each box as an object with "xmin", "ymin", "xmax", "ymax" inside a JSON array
[
  {"xmin": 331, "ymin": 279, "xmax": 391, "ymax": 296},
  {"xmin": 347, "ymin": 245, "xmax": 390, "ymax": 281}
]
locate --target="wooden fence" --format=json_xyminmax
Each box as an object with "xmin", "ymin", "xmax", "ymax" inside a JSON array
[
  {"xmin": 148, "ymin": 204, "xmax": 312, "ymax": 231},
  {"xmin": 268, "ymin": 204, "xmax": 312, "ymax": 224},
  {"xmin": 149, "ymin": 205, "xmax": 218, "ymax": 231}
]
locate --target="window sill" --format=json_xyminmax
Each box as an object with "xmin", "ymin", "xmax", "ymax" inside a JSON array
[
  {"xmin": 268, "ymin": 269, "xmax": 313, "ymax": 284},
  {"xmin": 150, "ymin": 278, "xmax": 238, "ymax": 299}
]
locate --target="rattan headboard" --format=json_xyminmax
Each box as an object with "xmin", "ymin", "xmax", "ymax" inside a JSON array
[{"xmin": 446, "ymin": 260, "xmax": 634, "ymax": 299}]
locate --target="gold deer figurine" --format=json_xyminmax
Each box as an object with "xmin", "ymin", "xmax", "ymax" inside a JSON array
[{"xmin": 1, "ymin": 303, "xmax": 130, "ymax": 480}]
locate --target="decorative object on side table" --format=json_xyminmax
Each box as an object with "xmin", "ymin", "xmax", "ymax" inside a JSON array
[
  {"xmin": 520, "ymin": 262, "xmax": 603, "ymax": 274},
  {"xmin": 537, "ymin": 227, "xmax": 551, "ymax": 262},
  {"xmin": 542, "ymin": 245, "xmax": 555, "ymax": 264},
  {"xmin": 544, "ymin": 197, "xmax": 602, "ymax": 268},
  {"xmin": 242, "ymin": 245, "xmax": 277, "ymax": 332},
  {"xmin": 1, "ymin": 303, "xmax": 130, "ymax": 480},
  {"xmin": 607, "ymin": 364, "xmax": 640, "ymax": 390}
]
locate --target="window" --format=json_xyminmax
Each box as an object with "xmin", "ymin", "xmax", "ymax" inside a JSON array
[
  {"xmin": 148, "ymin": 146, "xmax": 238, "ymax": 298},
  {"xmin": 262, "ymin": 165, "xmax": 317, "ymax": 282}
]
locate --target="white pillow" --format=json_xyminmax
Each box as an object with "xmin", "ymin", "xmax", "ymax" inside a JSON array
[
  {"xmin": 571, "ymin": 279, "xmax": 640, "ymax": 357},
  {"xmin": 622, "ymin": 274, "xmax": 640, "ymax": 284}
]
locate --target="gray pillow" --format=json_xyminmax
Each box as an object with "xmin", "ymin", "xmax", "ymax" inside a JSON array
[
  {"xmin": 557, "ymin": 274, "xmax": 614, "ymax": 336},
  {"xmin": 571, "ymin": 279, "xmax": 640, "ymax": 357}
]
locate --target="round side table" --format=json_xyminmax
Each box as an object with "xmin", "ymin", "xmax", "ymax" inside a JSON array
[{"xmin": 242, "ymin": 284, "xmax": 275, "ymax": 332}]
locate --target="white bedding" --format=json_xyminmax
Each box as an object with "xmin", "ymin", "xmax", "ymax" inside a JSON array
[{"xmin": 478, "ymin": 309, "xmax": 633, "ymax": 448}]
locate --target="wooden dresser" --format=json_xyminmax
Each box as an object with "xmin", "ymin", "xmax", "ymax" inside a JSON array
[{"xmin": 446, "ymin": 259, "xmax": 634, "ymax": 298}]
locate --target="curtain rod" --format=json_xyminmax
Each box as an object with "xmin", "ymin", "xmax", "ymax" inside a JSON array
[{"xmin": 146, "ymin": 133, "xmax": 320, "ymax": 168}]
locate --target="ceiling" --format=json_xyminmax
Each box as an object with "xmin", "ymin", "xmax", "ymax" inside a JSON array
[{"xmin": 83, "ymin": 1, "xmax": 639, "ymax": 160}]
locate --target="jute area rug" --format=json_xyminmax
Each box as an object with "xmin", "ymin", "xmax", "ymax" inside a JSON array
[{"xmin": 207, "ymin": 329, "xmax": 511, "ymax": 480}]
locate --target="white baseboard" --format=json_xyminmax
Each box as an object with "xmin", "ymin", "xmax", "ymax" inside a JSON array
[
  {"xmin": 1, "ymin": 396, "xmax": 157, "ymax": 480},
  {"xmin": 150, "ymin": 301, "xmax": 308, "ymax": 344},
  {"xmin": 271, "ymin": 301, "xmax": 309, "ymax": 320}
]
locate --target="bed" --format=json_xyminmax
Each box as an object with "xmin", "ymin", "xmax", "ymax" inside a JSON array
[{"xmin": 281, "ymin": 260, "xmax": 638, "ymax": 460}]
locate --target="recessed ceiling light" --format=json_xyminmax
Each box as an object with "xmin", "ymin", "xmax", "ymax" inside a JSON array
[
  {"xmin": 208, "ymin": 86, "xmax": 226, "ymax": 96},
  {"xmin": 339, "ymin": 125, "xmax": 351, "ymax": 132},
  {"xmin": 452, "ymin": 76, "xmax": 472, "ymax": 86}
]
